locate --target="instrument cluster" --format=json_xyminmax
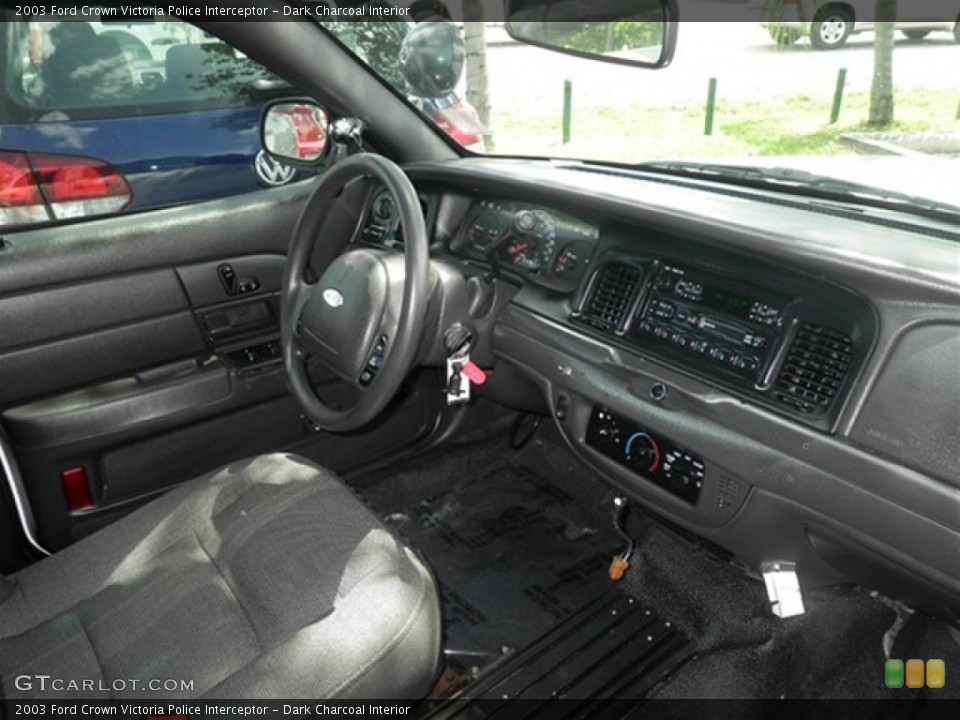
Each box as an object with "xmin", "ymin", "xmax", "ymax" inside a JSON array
[{"xmin": 454, "ymin": 199, "xmax": 599, "ymax": 290}]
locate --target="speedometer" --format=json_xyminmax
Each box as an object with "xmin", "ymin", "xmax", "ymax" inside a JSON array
[{"xmin": 500, "ymin": 210, "xmax": 557, "ymax": 273}]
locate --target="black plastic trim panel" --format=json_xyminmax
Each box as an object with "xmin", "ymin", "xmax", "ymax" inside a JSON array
[
  {"xmin": 0, "ymin": 269, "xmax": 189, "ymax": 351},
  {"xmin": 0, "ymin": 313, "xmax": 206, "ymax": 407},
  {"xmin": 3, "ymin": 361, "xmax": 231, "ymax": 448}
]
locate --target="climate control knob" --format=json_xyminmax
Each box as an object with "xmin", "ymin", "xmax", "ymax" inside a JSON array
[{"xmin": 624, "ymin": 432, "xmax": 661, "ymax": 473}]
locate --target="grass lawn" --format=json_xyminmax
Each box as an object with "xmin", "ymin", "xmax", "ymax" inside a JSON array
[{"xmin": 487, "ymin": 87, "xmax": 959, "ymax": 161}]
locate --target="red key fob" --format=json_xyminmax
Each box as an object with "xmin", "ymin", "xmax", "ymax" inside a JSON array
[{"xmin": 461, "ymin": 361, "xmax": 488, "ymax": 386}]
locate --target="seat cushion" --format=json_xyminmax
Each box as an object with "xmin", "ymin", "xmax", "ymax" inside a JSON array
[{"xmin": 0, "ymin": 454, "xmax": 440, "ymax": 699}]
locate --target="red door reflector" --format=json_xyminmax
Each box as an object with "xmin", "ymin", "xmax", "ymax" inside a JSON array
[{"xmin": 61, "ymin": 467, "xmax": 94, "ymax": 512}]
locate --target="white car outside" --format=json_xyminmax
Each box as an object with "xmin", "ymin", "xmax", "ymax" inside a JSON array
[{"xmin": 752, "ymin": 0, "xmax": 960, "ymax": 49}]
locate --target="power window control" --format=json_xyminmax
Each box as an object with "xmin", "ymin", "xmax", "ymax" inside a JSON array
[
  {"xmin": 224, "ymin": 341, "xmax": 282, "ymax": 371},
  {"xmin": 218, "ymin": 263, "xmax": 260, "ymax": 296},
  {"xmin": 237, "ymin": 277, "xmax": 260, "ymax": 294},
  {"xmin": 218, "ymin": 264, "xmax": 237, "ymax": 294}
]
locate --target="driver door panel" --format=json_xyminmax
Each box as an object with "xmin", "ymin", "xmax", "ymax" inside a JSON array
[{"xmin": 0, "ymin": 189, "xmax": 312, "ymax": 554}]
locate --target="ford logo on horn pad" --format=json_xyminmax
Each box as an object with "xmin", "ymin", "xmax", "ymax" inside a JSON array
[{"xmin": 322, "ymin": 288, "xmax": 345, "ymax": 308}]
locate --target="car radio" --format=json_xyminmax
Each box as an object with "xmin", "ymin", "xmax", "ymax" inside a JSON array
[{"xmin": 631, "ymin": 264, "xmax": 792, "ymax": 383}]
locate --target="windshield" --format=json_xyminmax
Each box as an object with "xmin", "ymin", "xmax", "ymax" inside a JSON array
[{"xmin": 323, "ymin": 16, "xmax": 960, "ymax": 210}]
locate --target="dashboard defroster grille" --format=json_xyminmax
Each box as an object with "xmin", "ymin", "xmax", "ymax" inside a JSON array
[
  {"xmin": 579, "ymin": 262, "xmax": 643, "ymax": 332},
  {"xmin": 774, "ymin": 322, "xmax": 853, "ymax": 414}
]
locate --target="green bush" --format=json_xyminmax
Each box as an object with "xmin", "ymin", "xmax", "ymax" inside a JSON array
[{"xmin": 562, "ymin": 21, "xmax": 662, "ymax": 55}]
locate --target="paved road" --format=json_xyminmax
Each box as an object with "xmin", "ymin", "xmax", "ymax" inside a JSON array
[{"xmin": 478, "ymin": 22, "xmax": 959, "ymax": 115}]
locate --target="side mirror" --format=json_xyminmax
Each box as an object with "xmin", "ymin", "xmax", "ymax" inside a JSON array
[
  {"xmin": 504, "ymin": 0, "xmax": 678, "ymax": 69},
  {"xmin": 399, "ymin": 20, "xmax": 465, "ymax": 98},
  {"xmin": 260, "ymin": 100, "xmax": 330, "ymax": 167}
]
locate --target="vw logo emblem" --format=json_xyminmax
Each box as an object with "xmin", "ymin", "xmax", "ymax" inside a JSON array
[
  {"xmin": 254, "ymin": 150, "xmax": 297, "ymax": 186},
  {"xmin": 322, "ymin": 288, "xmax": 344, "ymax": 308}
]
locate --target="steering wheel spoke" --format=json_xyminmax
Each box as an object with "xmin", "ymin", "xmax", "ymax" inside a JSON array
[
  {"xmin": 289, "ymin": 281, "xmax": 316, "ymax": 356},
  {"xmin": 354, "ymin": 318, "xmax": 397, "ymax": 389}
]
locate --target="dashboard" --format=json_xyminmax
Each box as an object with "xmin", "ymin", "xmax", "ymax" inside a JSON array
[
  {"xmin": 356, "ymin": 157, "xmax": 960, "ymax": 620},
  {"xmin": 358, "ymin": 181, "xmax": 874, "ymax": 432}
]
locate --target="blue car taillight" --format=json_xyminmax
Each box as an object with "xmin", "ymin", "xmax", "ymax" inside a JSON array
[
  {"xmin": 0, "ymin": 151, "xmax": 48, "ymax": 226},
  {"xmin": 0, "ymin": 150, "xmax": 131, "ymax": 226}
]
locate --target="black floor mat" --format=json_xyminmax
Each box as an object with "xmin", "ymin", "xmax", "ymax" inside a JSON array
[
  {"xmin": 349, "ymin": 428, "xmax": 623, "ymax": 669},
  {"xmin": 423, "ymin": 590, "xmax": 690, "ymax": 716}
]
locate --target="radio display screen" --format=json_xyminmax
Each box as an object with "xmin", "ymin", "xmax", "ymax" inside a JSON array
[{"xmin": 703, "ymin": 288, "xmax": 754, "ymax": 319}]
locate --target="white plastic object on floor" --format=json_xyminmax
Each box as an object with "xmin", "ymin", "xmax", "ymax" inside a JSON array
[{"xmin": 762, "ymin": 561, "xmax": 805, "ymax": 618}]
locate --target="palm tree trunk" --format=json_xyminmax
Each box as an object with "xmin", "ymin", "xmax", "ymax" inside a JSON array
[
  {"xmin": 868, "ymin": 0, "xmax": 898, "ymax": 126},
  {"xmin": 463, "ymin": 1, "xmax": 494, "ymax": 151}
]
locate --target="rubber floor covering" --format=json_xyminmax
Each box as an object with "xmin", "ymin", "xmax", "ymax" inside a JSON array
[{"xmin": 349, "ymin": 428, "xmax": 623, "ymax": 670}]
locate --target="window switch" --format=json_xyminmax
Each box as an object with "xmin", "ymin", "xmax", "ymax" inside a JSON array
[
  {"xmin": 218, "ymin": 264, "xmax": 259, "ymax": 295},
  {"xmin": 218, "ymin": 263, "xmax": 237, "ymax": 294},
  {"xmin": 237, "ymin": 277, "xmax": 260, "ymax": 294}
]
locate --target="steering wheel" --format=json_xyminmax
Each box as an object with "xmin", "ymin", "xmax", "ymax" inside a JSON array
[{"xmin": 281, "ymin": 154, "xmax": 431, "ymax": 432}]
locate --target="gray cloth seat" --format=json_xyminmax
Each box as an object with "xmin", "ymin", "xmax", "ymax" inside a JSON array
[{"xmin": 0, "ymin": 455, "xmax": 441, "ymax": 699}]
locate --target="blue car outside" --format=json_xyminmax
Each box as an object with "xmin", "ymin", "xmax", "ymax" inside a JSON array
[
  {"xmin": 0, "ymin": 107, "xmax": 286, "ymax": 214},
  {"xmin": 0, "ymin": 17, "xmax": 480, "ymax": 228}
]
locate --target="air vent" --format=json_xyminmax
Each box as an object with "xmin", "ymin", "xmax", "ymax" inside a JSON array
[
  {"xmin": 774, "ymin": 322, "xmax": 853, "ymax": 414},
  {"xmin": 577, "ymin": 262, "xmax": 643, "ymax": 332}
]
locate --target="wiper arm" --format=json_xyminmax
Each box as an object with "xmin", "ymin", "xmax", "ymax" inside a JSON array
[{"xmin": 637, "ymin": 161, "xmax": 960, "ymax": 220}]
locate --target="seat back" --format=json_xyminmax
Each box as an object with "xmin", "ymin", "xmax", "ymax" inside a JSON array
[{"xmin": 43, "ymin": 23, "xmax": 134, "ymax": 107}]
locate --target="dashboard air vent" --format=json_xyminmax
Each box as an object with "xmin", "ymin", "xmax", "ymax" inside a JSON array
[
  {"xmin": 578, "ymin": 262, "xmax": 643, "ymax": 331},
  {"xmin": 774, "ymin": 322, "xmax": 853, "ymax": 414}
]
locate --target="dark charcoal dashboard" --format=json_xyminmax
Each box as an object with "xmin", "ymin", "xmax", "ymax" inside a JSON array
[{"xmin": 360, "ymin": 158, "xmax": 960, "ymax": 620}]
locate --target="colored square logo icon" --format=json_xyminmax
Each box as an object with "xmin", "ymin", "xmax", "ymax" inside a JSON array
[
  {"xmin": 885, "ymin": 659, "xmax": 904, "ymax": 688},
  {"xmin": 887, "ymin": 658, "xmax": 946, "ymax": 689},
  {"xmin": 905, "ymin": 659, "xmax": 925, "ymax": 688},
  {"xmin": 927, "ymin": 659, "xmax": 945, "ymax": 689}
]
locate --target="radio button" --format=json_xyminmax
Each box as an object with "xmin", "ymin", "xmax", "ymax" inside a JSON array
[
  {"xmin": 676, "ymin": 280, "xmax": 704, "ymax": 301},
  {"xmin": 651, "ymin": 300, "xmax": 676, "ymax": 320},
  {"xmin": 655, "ymin": 275, "xmax": 678, "ymax": 292}
]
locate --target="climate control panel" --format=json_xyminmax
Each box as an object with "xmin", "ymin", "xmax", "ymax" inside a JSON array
[{"xmin": 586, "ymin": 407, "xmax": 705, "ymax": 504}]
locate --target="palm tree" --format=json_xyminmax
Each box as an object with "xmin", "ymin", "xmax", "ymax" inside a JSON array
[
  {"xmin": 463, "ymin": 1, "xmax": 494, "ymax": 150},
  {"xmin": 868, "ymin": 0, "xmax": 897, "ymax": 126}
]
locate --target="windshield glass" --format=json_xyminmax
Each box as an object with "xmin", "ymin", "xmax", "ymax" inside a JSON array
[{"xmin": 323, "ymin": 15, "xmax": 960, "ymax": 209}]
